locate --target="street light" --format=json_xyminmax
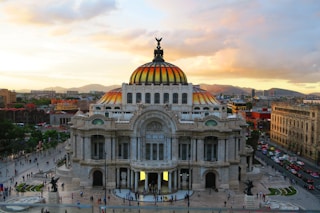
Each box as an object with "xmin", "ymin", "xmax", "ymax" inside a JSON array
[
  {"xmin": 187, "ymin": 153, "xmax": 190, "ymax": 209},
  {"xmin": 104, "ymin": 151, "xmax": 107, "ymax": 206}
]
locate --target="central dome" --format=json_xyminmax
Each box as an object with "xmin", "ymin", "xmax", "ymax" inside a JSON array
[{"xmin": 129, "ymin": 38, "xmax": 188, "ymax": 85}]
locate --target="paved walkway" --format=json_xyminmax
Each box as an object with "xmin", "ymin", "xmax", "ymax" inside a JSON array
[{"xmin": 1, "ymin": 144, "xmax": 320, "ymax": 212}]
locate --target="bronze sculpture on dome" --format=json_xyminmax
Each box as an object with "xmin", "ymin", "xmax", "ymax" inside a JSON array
[
  {"xmin": 153, "ymin": 37, "xmax": 164, "ymax": 62},
  {"xmin": 155, "ymin": 37, "xmax": 162, "ymax": 49}
]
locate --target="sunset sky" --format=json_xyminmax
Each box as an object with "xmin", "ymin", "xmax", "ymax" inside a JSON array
[{"xmin": 1, "ymin": 0, "xmax": 320, "ymax": 94}]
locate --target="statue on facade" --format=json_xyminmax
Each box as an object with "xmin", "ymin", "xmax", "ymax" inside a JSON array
[
  {"xmin": 244, "ymin": 180, "xmax": 254, "ymax": 195},
  {"xmin": 50, "ymin": 176, "xmax": 60, "ymax": 192}
]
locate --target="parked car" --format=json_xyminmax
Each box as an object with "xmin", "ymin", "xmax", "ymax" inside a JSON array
[
  {"xmin": 295, "ymin": 172, "xmax": 302, "ymax": 178},
  {"xmin": 296, "ymin": 161, "xmax": 305, "ymax": 166},
  {"xmin": 304, "ymin": 184, "xmax": 315, "ymax": 190},
  {"xmin": 303, "ymin": 177, "xmax": 314, "ymax": 184},
  {"xmin": 310, "ymin": 172, "xmax": 319, "ymax": 178}
]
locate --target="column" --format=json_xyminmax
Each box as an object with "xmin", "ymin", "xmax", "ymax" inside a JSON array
[
  {"xmin": 197, "ymin": 138, "xmax": 204, "ymax": 161},
  {"xmin": 117, "ymin": 168, "xmax": 120, "ymax": 188},
  {"xmin": 105, "ymin": 137, "xmax": 112, "ymax": 161},
  {"xmin": 172, "ymin": 137, "xmax": 178, "ymax": 161},
  {"xmin": 218, "ymin": 138, "xmax": 224, "ymax": 162},
  {"xmin": 127, "ymin": 168, "xmax": 130, "ymax": 188},
  {"xmin": 168, "ymin": 171, "xmax": 172, "ymax": 192},
  {"xmin": 145, "ymin": 172, "xmax": 148, "ymax": 192},
  {"xmin": 166, "ymin": 137, "xmax": 171, "ymax": 160},
  {"xmin": 131, "ymin": 137, "xmax": 136, "ymax": 160},
  {"xmin": 131, "ymin": 170, "xmax": 134, "ymax": 189},
  {"xmin": 174, "ymin": 170, "xmax": 177, "ymax": 190},
  {"xmin": 134, "ymin": 172, "xmax": 138, "ymax": 192},
  {"xmin": 225, "ymin": 139, "xmax": 228, "ymax": 162},
  {"xmin": 137, "ymin": 137, "xmax": 141, "ymax": 160},
  {"xmin": 189, "ymin": 169, "xmax": 192, "ymax": 190},
  {"xmin": 157, "ymin": 172, "xmax": 161, "ymax": 192},
  {"xmin": 178, "ymin": 169, "xmax": 181, "ymax": 189}
]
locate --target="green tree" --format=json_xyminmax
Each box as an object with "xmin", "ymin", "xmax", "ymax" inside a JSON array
[
  {"xmin": 246, "ymin": 102, "xmax": 253, "ymax": 110},
  {"xmin": 13, "ymin": 103, "xmax": 25, "ymax": 108},
  {"xmin": 246, "ymin": 130, "xmax": 260, "ymax": 152}
]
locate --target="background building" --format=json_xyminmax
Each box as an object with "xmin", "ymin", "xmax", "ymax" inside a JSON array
[
  {"xmin": 270, "ymin": 102, "xmax": 320, "ymax": 165},
  {"xmin": 66, "ymin": 39, "xmax": 252, "ymax": 193},
  {"xmin": 0, "ymin": 89, "xmax": 16, "ymax": 107}
]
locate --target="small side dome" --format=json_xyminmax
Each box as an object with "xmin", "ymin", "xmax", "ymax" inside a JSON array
[
  {"xmin": 98, "ymin": 88, "xmax": 122, "ymax": 104},
  {"xmin": 193, "ymin": 87, "xmax": 219, "ymax": 105}
]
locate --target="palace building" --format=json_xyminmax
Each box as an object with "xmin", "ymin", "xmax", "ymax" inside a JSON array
[{"xmin": 67, "ymin": 38, "xmax": 252, "ymax": 193}]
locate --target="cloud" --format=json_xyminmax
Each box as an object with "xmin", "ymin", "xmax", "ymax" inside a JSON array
[{"xmin": 2, "ymin": 0, "xmax": 117, "ymax": 25}]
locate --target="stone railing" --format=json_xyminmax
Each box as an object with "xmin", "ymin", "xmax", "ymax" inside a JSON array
[{"xmin": 130, "ymin": 160, "xmax": 178, "ymax": 170}]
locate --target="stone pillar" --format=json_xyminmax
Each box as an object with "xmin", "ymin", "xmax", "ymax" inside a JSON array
[
  {"xmin": 137, "ymin": 137, "xmax": 141, "ymax": 160},
  {"xmin": 174, "ymin": 170, "xmax": 177, "ymax": 190},
  {"xmin": 178, "ymin": 169, "xmax": 181, "ymax": 189},
  {"xmin": 189, "ymin": 168, "xmax": 192, "ymax": 190},
  {"xmin": 218, "ymin": 138, "xmax": 224, "ymax": 162},
  {"xmin": 116, "ymin": 168, "xmax": 120, "ymax": 188},
  {"xmin": 168, "ymin": 171, "xmax": 172, "ymax": 192},
  {"xmin": 172, "ymin": 137, "xmax": 178, "ymax": 161},
  {"xmin": 127, "ymin": 168, "xmax": 131, "ymax": 189},
  {"xmin": 131, "ymin": 170, "xmax": 134, "ymax": 190},
  {"xmin": 131, "ymin": 137, "xmax": 136, "ymax": 160},
  {"xmin": 145, "ymin": 172, "xmax": 148, "ymax": 192},
  {"xmin": 105, "ymin": 137, "xmax": 112, "ymax": 161},
  {"xmin": 157, "ymin": 172, "xmax": 161, "ymax": 192},
  {"xmin": 197, "ymin": 138, "xmax": 204, "ymax": 161},
  {"xmin": 134, "ymin": 172, "xmax": 138, "ymax": 192}
]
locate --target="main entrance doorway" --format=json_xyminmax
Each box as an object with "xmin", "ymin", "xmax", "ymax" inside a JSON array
[
  {"xmin": 93, "ymin": 170, "xmax": 103, "ymax": 186},
  {"xmin": 148, "ymin": 173, "xmax": 157, "ymax": 192},
  {"xmin": 205, "ymin": 172, "xmax": 216, "ymax": 189}
]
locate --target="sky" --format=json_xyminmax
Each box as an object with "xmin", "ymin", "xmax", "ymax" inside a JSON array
[{"xmin": 1, "ymin": 0, "xmax": 320, "ymax": 94}]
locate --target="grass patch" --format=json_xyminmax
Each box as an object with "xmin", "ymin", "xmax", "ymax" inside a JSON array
[
  {"xmin": 16, "ymin": 183, "xmax": 44, "ymax": 192},
  {"xmin": 268, "ymin": 186, "xmax": 296, "ymax": 196}
]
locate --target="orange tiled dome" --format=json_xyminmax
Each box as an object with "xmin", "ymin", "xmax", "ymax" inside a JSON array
[
  {"xmin": 129, "ymin": 38, "xmax": 188, "ymax": 85},
  {"xmin": 193, "ymin": 87, "xmax": 219, "ymax": 105},
  {"xmin": 129, "ymin": 61, "xmax": 188, "ymax": 85},
  {"xmin": 98, "ymin": 88, "xmax": 122, "ymax": 104}
]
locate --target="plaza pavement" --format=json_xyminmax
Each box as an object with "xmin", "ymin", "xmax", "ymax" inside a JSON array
[
  {"xmin": 1, "ymin": 144, "xmax": 320, "ymax": 212},
  {"xmin": 44, "ymin": 163, "xmax": 320, "ymax": 212}
]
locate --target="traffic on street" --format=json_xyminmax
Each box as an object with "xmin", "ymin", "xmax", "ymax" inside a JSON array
[{"xmin": 255, "ymin": 139, "xmax": 320, "ymax": 200}]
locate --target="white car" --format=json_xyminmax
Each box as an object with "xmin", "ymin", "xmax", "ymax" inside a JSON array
[{"xmin": 296, "ymin": 161, "xmax": 305, "ymax": 166}]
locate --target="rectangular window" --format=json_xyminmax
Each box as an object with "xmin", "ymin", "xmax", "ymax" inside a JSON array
[
  {"xmin": 164, "ymin": 93, "xmax": 169, "ymax": 104},
  {"xmin": 182, "ymin": 93, "xmax": 188, "ymax": 104},
  {"xmin": 146, "ymin": 144, "xmax": 150, "ymax": 160},
  {"xmin": 123, "ymin": 143, "xmax": 129, "ymax": 159},
  {"xmin": 154, "ymin": 93, "xmax": 160, "ymax": 104},
  {"xmin": 159, "ymin": 144, "xmax": 164, "ymax": 160},
  {"xmin": 136, "ymin": 93, "xmax": 141, "ymax": 103},
  {"xmin": 127, "ymin": 93, "xmax": 132, "ymax": 104},
  {"xmin": 145, "ymin": 93, "xmax": 151, "ymax": 104},
  {"xmin": 153, "ymin": 144, "xmax": 157, "ymax": 160},
  {"xmin": 173, "ymin": 93, "xmax": 178, "ymax": 104}
]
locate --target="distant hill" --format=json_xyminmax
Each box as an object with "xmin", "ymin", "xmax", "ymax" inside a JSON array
[
  {"xmin": 42, "ymin": 84, "xmax": 120, "ymax": 93},
  {"xmin": 267, "ymin": 88, "xmax": 305, "ymax": 97},
  {"xmin": 200, "ymin": 84, "xmax": 251, "ymax": 95},
  {"xmin": 16, "ymin": 83, "xmax": 312, "ymax": 97}
]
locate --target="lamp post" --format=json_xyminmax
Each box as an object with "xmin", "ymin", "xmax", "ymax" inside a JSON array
[
  {"xmin": 104, "ymin": 151, "xmax": 107, "ymax": 206},
  {"xmin": 187, "ymin": 153, "xmax": 190, "ymax": 209}
]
